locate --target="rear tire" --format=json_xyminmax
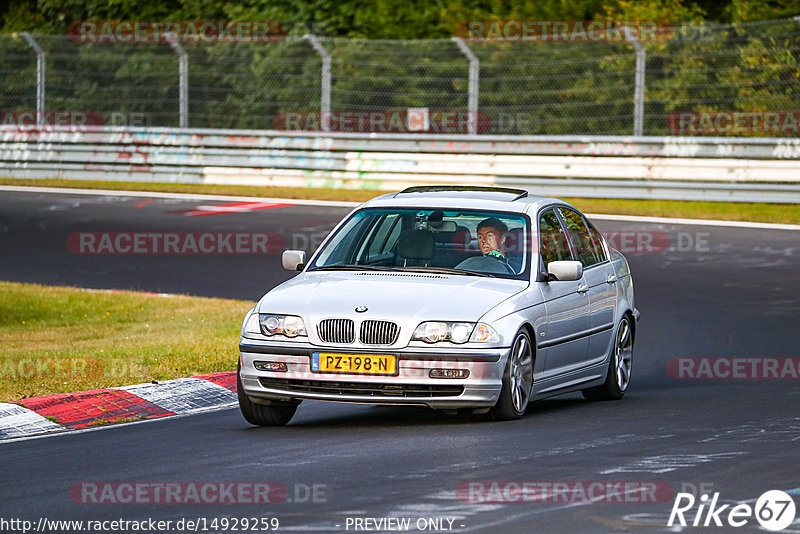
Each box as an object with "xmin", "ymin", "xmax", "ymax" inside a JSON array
[
  {"xmin": 237, "ymin": 363, "xmax": 298, "ymax": 426},
  {"xmin": 486, "ymin": 329, "xmax": 534, "ymax": 421},
  {"xmin": 582, "ymin": 315, "xmax": 633, "ymax": 401}
]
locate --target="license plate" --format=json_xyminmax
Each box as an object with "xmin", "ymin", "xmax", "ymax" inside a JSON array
[{"xmin": 311, "ymin": 352, "xmax": 397, "ymax": 375}]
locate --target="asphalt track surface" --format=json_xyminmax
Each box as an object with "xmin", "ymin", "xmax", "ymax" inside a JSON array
[{"xmin": 1, "ymin": 189, "xmax": 799, "ymax": 533}]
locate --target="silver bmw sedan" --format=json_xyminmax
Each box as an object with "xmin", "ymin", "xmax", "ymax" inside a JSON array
[{"xmin": 237, "ymin": 186, "xmax": 638, "ymax": 425}]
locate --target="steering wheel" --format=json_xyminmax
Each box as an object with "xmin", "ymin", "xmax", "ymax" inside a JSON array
[{"xmin": 455, "ymin": 255, "xmax": 515, "ymax": 274}]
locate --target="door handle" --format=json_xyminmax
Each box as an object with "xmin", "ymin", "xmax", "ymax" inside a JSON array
[
  {"xmin": 606, "ymin": 275, "xmax": 618, "ymax": 284},
  {"xmin": 576, "ymin": 284, "xmax": 589, "ymax": 293}
]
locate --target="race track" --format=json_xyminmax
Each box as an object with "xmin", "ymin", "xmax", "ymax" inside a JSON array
[{"xmin": 0, "ymin": 188, "xmax": 798, "ymax": 533}]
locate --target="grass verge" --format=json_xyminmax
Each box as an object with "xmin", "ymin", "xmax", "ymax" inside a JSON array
[
  {"xmin": 565, "ymin": 198, "xmax": 799, "ymax": 225},
  {"xmin": 0, "ymin": 281, "xmax": 253, "ymax": 401},
  {"xmin": 0, "ymin": 177, "xmax": 382, "ymax": 203},
  {"xmin": 1, "ymin": 177, "xmax": 797, "ymax": 224}
]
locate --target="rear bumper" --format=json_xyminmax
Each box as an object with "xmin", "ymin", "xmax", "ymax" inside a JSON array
[{"xmin": 239, "ymin": 341, "xmax": 507, "ymax": 409}]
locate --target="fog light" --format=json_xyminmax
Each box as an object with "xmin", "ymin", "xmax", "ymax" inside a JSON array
[
  {"xmin": 254, "ymin": 361, "xmax": 288, "ymax": 372},
  {"xmin": 429, "ymin": 368, "xmax": 470, "ymax": 379}
]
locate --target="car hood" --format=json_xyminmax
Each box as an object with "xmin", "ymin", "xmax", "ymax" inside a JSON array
[{"xmin": 257, "ymin": 270, "xmax": 528, "ymax": 323}]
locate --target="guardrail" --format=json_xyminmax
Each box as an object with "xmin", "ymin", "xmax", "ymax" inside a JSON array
[{"xmin": 1, "ymin": 127, "xmax": 799, "ymax": 203}]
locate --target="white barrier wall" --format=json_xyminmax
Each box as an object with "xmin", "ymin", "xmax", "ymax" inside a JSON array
[{"xmin": 1, "ymin": 127, "xmax": 799, "ymax": 202}]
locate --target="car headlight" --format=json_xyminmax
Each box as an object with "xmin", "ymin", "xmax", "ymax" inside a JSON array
[
  {"xmin": 423, "ymin": 322, "xmax": 448, "ymax": 343},
  {"xmin": 450, "ymin": 323, "xmax": 474, "ymax": 344},
  {"xmin": 282, "ymin": 315, "xmax": 305, "ymax": 337},
  {"xmin": 412, "ymin": 321, "xmax": 476, "ymax": 344},
  {"xmin": 259, "ymin": 314, "xmax": 307, "ymax": 338}
]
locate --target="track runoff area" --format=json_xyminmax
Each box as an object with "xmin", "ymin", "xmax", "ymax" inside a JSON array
[{"xmin": 0, "ymin": 185, "xmax": 798, "ymax": 533}]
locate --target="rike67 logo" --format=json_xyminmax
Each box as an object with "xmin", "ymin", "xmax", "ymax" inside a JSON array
[{"xmin": 668, "ymin": 490, "xmax": 796, "ymax": 531}]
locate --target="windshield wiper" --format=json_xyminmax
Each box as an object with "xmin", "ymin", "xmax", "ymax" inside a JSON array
[
  {"xmin": 395, "ymin": 266, "xmax": 495, "ymax": 278},
  {"xmin": 307, "ymin": 264, "xmax": 393, "ymax": 272},
  {"xmin": 309, "ymin": 265, "xmax": 494, "ymax": 277}
]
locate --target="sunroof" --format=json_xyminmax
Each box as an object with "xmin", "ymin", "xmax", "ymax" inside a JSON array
[{"xmin": 396, "ymin": 186, "xmax": 528, "ymax": 201}]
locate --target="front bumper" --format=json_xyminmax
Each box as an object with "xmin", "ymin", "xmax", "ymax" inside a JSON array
[{"xmin": 238, "ymin": 340, "xmax": 508, "ymax": 409}]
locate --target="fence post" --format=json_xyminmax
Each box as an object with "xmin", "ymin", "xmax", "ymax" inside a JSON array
[
  {"xmin": 20, "ymin": 32, "xmax": 45, "ymax": 128},
  {"xmin": 452, "ymin": 37, "xmax": 479, "ymax": 135},
  {"xmin": 621, "ymin": 27, "xmax": 646, "ymax": 136},
  {"xmin": 305, "ymin": 34, "xmax": 331, "ymax": 131},
  {"xmin": 165, "ymin": 33, "xmax": 188, "ymax": 128}
]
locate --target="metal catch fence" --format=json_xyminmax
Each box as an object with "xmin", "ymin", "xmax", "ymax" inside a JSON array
[{"xmin": 1, "ymin": 17, "xmax": 799, "ymax": 136}]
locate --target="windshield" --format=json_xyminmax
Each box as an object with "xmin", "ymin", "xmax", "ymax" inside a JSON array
[{"xmin": 307, "ymin": 208, "xmax": 531, "ymax": 279}]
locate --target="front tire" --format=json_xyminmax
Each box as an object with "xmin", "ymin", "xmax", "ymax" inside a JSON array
[
  {"xmin": 582, "ymin": 315, "xmax": 633, "ymax": 401},
  {"xmin": 237, "ymin": 363, "xmax": 299, "ymax": 426},
  {"xmin": 487, "ymin": 329, "xmax": 534, "ymax": 421}
]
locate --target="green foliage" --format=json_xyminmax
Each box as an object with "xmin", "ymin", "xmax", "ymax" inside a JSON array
[
  {"xmin": 1, "ymin": 1, "xmax": 798, "ymax": 136},
  {"xmin": 724, "ymin": 0, "xmax": 800, "ymax": 22},
  {"xmin": 1, "ymin": 1, "xmax": 54, "ymax": 33},
  {"xmin": 0, "ymin": 281, "xmax": 250, "ymax": 399},
  {"xmin": 3, "ymin": 0, "xmax": 799, "ymax": 36}
]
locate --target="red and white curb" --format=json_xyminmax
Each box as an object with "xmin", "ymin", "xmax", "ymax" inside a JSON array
[
  {"xmin": 174, "ymin": 200, "xmax": 293, "ymax": 216},
  {"xmin": 0, "ymin": 403, "xmax": 62, "ymax": 437},
  {"xmin": 0, "ymin": 371, "xmax": 236, "ymax": 440}
]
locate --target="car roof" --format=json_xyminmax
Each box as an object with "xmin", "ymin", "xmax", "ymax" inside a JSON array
[{"xmin": 361, "ymin": 186, "xmax": 569, "ymax": 214}]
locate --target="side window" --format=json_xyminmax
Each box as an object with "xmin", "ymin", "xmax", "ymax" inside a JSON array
[
  {"xmin": 558, "ymin": 208, "xmax": 601, "ymax": 268},
  {"xmin": 587, "ymin": 222, "xmax": 608, "ymax": 263},
  {"xmin": 363, "ymin": 214, "xmax": 401, "ymax": 263},
  {"xmin": 538, "ymin": 209, "xmax": 572, "ymax": 266}
]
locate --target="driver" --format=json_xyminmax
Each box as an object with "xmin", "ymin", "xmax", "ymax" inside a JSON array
[{"xmin": 477, "ymin": 218, "xmax": 509, "ymax": 263}]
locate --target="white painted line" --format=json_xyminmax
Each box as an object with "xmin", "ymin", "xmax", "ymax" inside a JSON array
[
  {"xmin": 0, "ymin": 402, "xmax": 64, "ymax": 439},
  {"xmin": 119, "ymin": 378, "xmax": 236, "ymax": 414},
  {"xmin": 2, "ymin": 185, "xmax": 797, "ymax": 230},
  {"xmin": 0, "ymin": 185, "xmax": 361, "ymax": 208},
  {"xmin": 586, "ymin": 213, "xmax": 800, "ymax": 231},
  {"xmin": 599, "ymin": 452, "xmax": 745, "ymax": 475}
]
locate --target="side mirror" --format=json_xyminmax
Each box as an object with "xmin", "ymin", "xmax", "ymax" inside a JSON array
[
  {"xmin": 547, "ymin": 260, "xmax": 583, "ymax": 282},
  {"xmin": 282, "ymin": 250, "xmax": 306, "ymax": 271}
]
